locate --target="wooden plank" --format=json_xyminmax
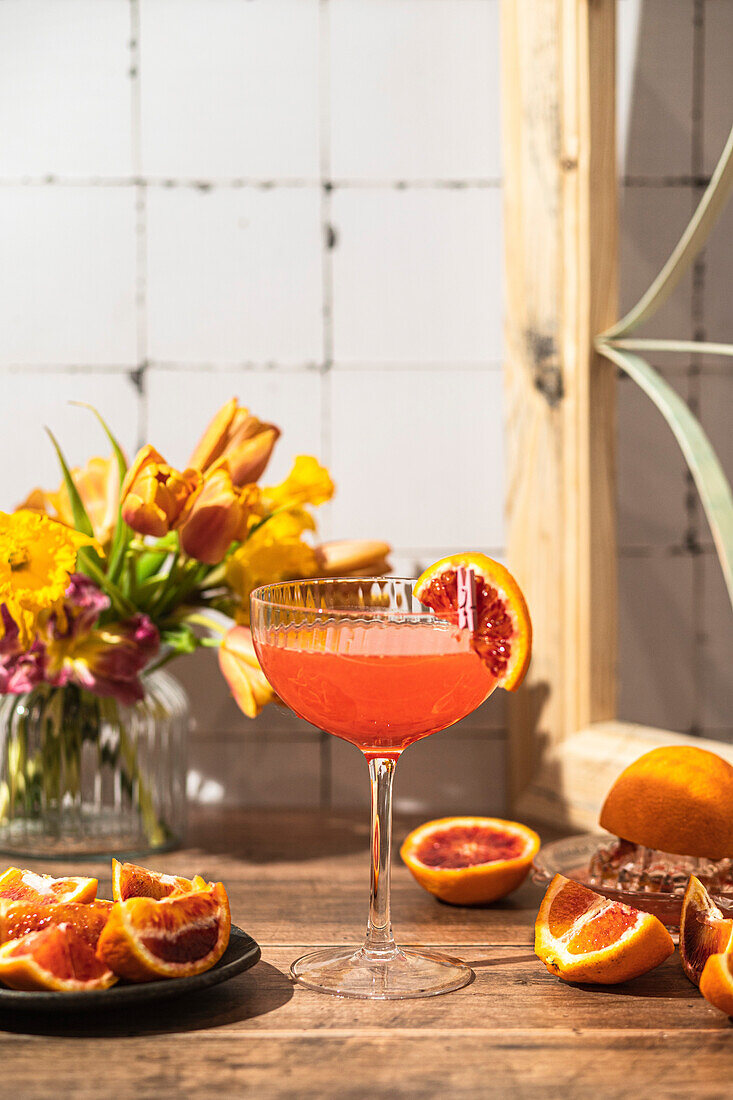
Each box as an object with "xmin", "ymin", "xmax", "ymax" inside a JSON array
[
  {"xmin": 502, "ymin": 0, "xmax": 617, "ymax": 804},
  {"xmin": 3, "ymin": 1031, "xmax": 733, "ymax": 1100}
]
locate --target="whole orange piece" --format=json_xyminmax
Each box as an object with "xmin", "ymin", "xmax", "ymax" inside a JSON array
[
  {"xmin": 0, "ymin": 924, "xmax": 117, "ymax": 992},
  {"xmin": 599, "ymin": 745, "xmax": 733, "ymax": 859},
  {"xmin": 400, "ymin": 816, "xmax": 540, "ymax": 905},
  {"xmin": 97, "ymin": 882, "xmax": 231, "ymax": 982},
  {"xmin": 535, "ymin": 874, "xmax": 674, "ymax": 985}
]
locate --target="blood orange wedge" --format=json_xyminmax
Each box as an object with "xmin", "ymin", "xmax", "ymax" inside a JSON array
[
  {"xmin": 414, "ymin": 553, "xmax": 531, "ymax": 691},
  {"xmin": 700, "ymin": 951, "xmax": 733, "ymax": 1017},
  {"xmin": 679, "ymin": 875, "xmax": 733, "ymax": 986},
  {"xmin": 0, "ymin": 899, "xmax": 113, "ymax": 950},
  {"xmin": 400, "ymin": 816, "xmax": 540, "ymax": 905},
  {"xmin": 0, "ymin": 867, "xmax": 97, "ymax": 904},
  {"xmin": 535, "ymin": 873, "xmax": 674, "ymax": 984},
  {"xmin": 0, "ymin": 924, "xmax": 117, "ymax": 992},
  {"xmin": 96, "ymin": 882, "xmax": 231, "ymax": 982},
  {"xmin": 112, "ymin": 859, "xmax": 209, "ymax": 902}
]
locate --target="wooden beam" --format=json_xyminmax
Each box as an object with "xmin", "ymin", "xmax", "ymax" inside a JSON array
[{"xmin": 502, "ymin": 0, "xmax": 618, "ymax": 804}]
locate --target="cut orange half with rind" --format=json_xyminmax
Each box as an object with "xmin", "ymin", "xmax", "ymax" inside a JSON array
[
  {"xmin": 0, "ymin": 867, "xmax": 98, "ymax": 905},
  {"xmin": 112, "ymin": 858, "xmax": 210, "ymax": 902},
  {"xmin": 535, "ymin": 873, "xmax": 674, "ymax": 985},
  {"xmin": 679, "ymin": 875, "xmax": 733, "ymax": 987},
  {"xmin": 0, "ymin": 924, "xmax": 117, "ymax": 992},
  {"xmin": 414, "ymin": 553, "xmax": 531, "ymax": 691},
  {"xmin": 700, "ymin": 950, "xmax": 733, "ymax": 1017},
  {"xmin": 400, "ymin": 816, "xmax": 540, "ymax": 906},
  {"xmin": 96, "ymin": 882, "xmax": 231, "ymax": 982}
]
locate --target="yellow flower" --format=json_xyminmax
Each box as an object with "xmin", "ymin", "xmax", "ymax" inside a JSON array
[
  {"xmin": 19, "ymin": 455, "xmax": 120, "ymax": 547},
  {"xmin": 262, "ymin": 456, "xmax": 334, "ymax": 512},
  {"xmin": 225, "ymin": 512, "xmax": 320, "ymax": 623},
  {"xmin": 218, "ymin": 625, "xmax": 277, "ymax": 717},
  {"xmin": 0, "ymin": 512, "xmax": 95, "ymax": 648}
]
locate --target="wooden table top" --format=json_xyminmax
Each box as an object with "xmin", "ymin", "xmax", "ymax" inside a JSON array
[{"xmin": 3, "ymin": 808, "xmax": 732, "ymax": 1098}]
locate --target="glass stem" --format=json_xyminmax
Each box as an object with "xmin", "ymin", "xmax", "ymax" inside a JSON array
[{"xmin": 364, "ymin": 756, "xmax": 398, "ymax": 959}]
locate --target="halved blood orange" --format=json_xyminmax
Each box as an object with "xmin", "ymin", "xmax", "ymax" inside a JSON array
[
  {"xmin": 0, "ymin": 924, "xmax": 117, "ymax": 992},
  {"xmin": 0, "ymin": 898, "xmax": 113, "ymax": 950},
  {"xmin": 535, "ymin": 873, "xmax": 674, "ymax": 984},
  {"xmin": 700, "ymin": 951, "xmax": 733, "ymax": 1016},
  {"xmin": 96, "ymin": 882, "xmax": 231, "ymax": 982},
  {"xmin": 112, "ymin": 858, "xmax": 209, "ymax": 902},
  {"xmin": 400, "ymin": 816, "xmax": 540, "ymax": 905},
  {"xmin": 0, "ymin": 867, "xmax": 97, "ymax": 904},
  {"xmin": 679, "ymin": 875, "xmax": 733, "ymax": 986},
  {"xmin": 414, "ymin": 553, "xmax": 531, "ymax": 691}
]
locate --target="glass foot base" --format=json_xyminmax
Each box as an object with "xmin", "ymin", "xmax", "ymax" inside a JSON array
[{"xmin": 290, "ymin": 945, "xmax": 473, "ymax": 1000}]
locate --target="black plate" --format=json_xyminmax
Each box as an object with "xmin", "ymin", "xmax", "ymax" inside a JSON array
[{"xmin": 0, "ymin": 924, "xmax": 260, "ymax": 1011}]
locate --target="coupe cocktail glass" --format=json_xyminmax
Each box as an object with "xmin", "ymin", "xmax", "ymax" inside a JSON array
[{"xmin": 250, "ymin": 577, "xmax": 499, "ymax": 999}]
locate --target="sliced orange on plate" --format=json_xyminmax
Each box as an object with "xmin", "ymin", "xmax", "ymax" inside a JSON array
[
  {"xmin": 0, "ymin": 867, "xmax": 97, "ymax": 905},
  {"xmin": 0, "ymin": 898, "xmax": 113, "ymax": 950},
  {"xmin": 414, "ymin": 553, "xmax": 531, "ymax": 691},
  {"xmin": 679, "ymin": 875, "xmax": 733, "ymax": 986},
  {"xmin": 400, "ymin": 816, "xmax": 540, "ymax": 905},
  {"xmin": 535, "ymin": 873, "xmax": 674, "ymax": 984},
  {"xmin": 112, "ymin": 858, "xmax": 209, "ymax": 902},
  {"xmin": 97, "ymin": 882, "xmax": 231, "ymax": 982},
  {"xmin": 0, "ymin": 924, "xmax": 117, "ymax": 992}
]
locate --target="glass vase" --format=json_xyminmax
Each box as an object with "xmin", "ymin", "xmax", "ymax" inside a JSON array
[{"xmin": 0, "ymin": 669, "xmax": 189, "ymax": 860}]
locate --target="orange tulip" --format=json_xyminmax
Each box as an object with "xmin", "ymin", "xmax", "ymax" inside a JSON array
[
  {"xmin": 120, "ymin": 446, "xmax": 201, "ymax": 538},
  {"xmin": 189, "ymin": 398, "xmax": 280, "ymax": 487},
  {"xmin": 179, "ymin": 468, "xmax": 258, "ymax": 565},
  {"xmin": 218, "ymin": 624, "xmax": 276, "ymax": 717}
]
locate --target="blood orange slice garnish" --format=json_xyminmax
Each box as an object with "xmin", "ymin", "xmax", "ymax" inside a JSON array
[
  {"xmin": 0, "ymin": 867, "xmax": 97, "ymax": 905},
  {"xmin": 0, "ymin": 898, "xmax": 113, "ymax": 950},
  {"xmin": 400, "ymin": 816, "xmax": 540, "ymax": 905},
  {"xmin": 112, "ymin": 859, "xmax": 209, "ymax": 902},
  {"xmin": 414, "ymin": 553, "xmax": 531, "ymax": 691},
  {"xmin": 96, "ymin": 882, "xmax": 231, "ymax": 982},
  {"xmin": 535, "ymin": 874, "xmax": 674, "ymax": 984},
  {"xmin": 0, "ymin": 924, "xmax": 117, "ymax": 992},
  {"xmin": 679, "ymin": 875, "xmax": 733, "ymax": 987}
]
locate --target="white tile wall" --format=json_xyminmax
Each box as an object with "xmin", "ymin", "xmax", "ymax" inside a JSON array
[
  {"xmin": 331, "ymin": 189, "xmax": 503, "ymax": 365},
  {"xmin": 703, "ymin": 0, "xmax": 733, "ymax": 177},
  {"xmin": 329, "ymin": 0, "xmax": 500, "ymax": 181},
  {"xmin": 0, "ymin": 187, "xmax": 137, "ymax": 366},
  {"xmin": 329, "ymin": 369, "xmax": 505, "ymax": 549},
  {"xmin": 139, "ymin": 0, "xmax": 320, "ymax": 179},
  {"xmin": 146, "ymin": 188, "xmax": 324, "ymax": 366},
  {"xmin": 0, "ymin": 372, "xmax": 140, "ymax": 510},
  {"xmin": 0, "ymin": 0, "xmax": 132, "ymax": 177}
]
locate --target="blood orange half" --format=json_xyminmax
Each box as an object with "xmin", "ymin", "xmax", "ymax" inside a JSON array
[
  {"xmin": 400, "ymin": 816, "xmax": 540, "ymax": 905},
  {"xmin": 0, "ymin": 924, "xmax": 117, "ymax": 992},
  {"xmin": 414, "ymin": 553, "xmax": 531, "ymax": 691},
  {"xmin": 679, "ymin": 875, "xmax": 733, "ymax": 986},
  {"xmin": 0, "ymin": 867, "xmax": 97, "ymax": 904},
  {"xmin": 535, "ymin": 874, "xmax": 674, "ymax": 984},
  {"xmin": 112, "ymin": 859, "xmax": 209, "ymax": 902},
  {"xmin": 0, "ymin": 898, "xmax": 113, "ymax": 950},
  {"xmin": 96, "ymin": 882, "xmax": 231, "ymax": 982}
]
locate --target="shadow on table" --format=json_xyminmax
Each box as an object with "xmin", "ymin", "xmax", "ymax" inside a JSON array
[
  {"xmin": 0, "ymin": 961, "xmax": 293, "ymax": 1038},
  {"xmin": 187, "ymin": 808, "xmax": 378, "ymax": 864}
]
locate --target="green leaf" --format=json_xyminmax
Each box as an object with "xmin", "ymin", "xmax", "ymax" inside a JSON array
[
  {"xmin": 70, "ymin": 402, "xmax": 131, "ymax": 583},
  {"xmin": 598, "ymin": 346, "xmax": 733, "ymax": 609},
  {"xmin": 76, "ymin": 548, "xmax": 137, "ymax": 618},
  {"xmin": 159, "ymin": 623, "xmax": 199, "ymax": 656},
  {"xmin": 44, "ymin": 427, "xmax": 105, "ymax": 574}
]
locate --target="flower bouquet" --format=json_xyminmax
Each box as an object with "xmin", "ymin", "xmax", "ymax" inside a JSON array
[{"xmin": 0, "ymin": 400, "xmax": 389, "ymax": 857}]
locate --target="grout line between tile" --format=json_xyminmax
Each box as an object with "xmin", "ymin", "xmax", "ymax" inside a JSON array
[{"xmin": 129, "ymin": 0, "xmax": 148, "ymax": 446}]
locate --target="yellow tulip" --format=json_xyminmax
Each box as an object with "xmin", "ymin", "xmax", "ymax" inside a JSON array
[
  {"xmin": 179, "ymin": 468, "xmax": 258, "ymax": 565},
  {"xmin": 218, "ymin": 624, "xmax": 277, "ymax": 717},
  {"xmin": 120, "ymin": 445, "xmax": 201, "ymax": 538},
  {"xmin": 262, "ymin": 455, "xmax": 334, "ymax": 512},
  {"xmin": 189, "ymin": 398, "xmax": 280, "ymax": 487},
  {"xmin": 19, "ymin": 455, "xmax": 120, "ymax": 547}
]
